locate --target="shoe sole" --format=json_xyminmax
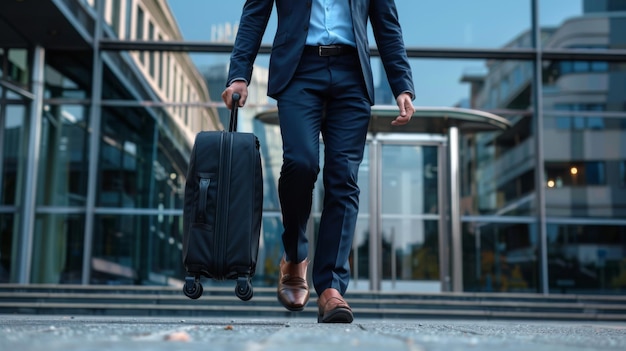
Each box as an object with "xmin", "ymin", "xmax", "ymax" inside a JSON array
[
  {"xmin": 277, "ymin": 296, "xmax": 308, "ymax": 312},
  {"xmin": 318, "ymin": 307, "xmax": 354, "ymax": 323}
]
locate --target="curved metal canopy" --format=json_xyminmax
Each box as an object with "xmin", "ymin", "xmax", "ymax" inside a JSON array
[{"xmin": 256, "ymin": 105, "xmax": 511, "ymax": 134}]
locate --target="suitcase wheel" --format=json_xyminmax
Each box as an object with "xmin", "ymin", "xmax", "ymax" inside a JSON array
[
  {"xmin": 235, "ymin": 276, "xmax": 253, "ymax": 301},
  {"xmin": 183, "ymin": 276, "xmax": 203, "ymax": 299}
]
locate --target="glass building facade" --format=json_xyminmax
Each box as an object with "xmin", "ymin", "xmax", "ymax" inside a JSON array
[{"xmin": 0, "ymin": 0, "xmax": 624, "ymax": 295}]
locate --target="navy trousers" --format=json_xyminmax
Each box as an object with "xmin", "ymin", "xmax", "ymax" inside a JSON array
[{"xmin": 276, "ymin": 50, "xmax": 371, "ymax": 296}]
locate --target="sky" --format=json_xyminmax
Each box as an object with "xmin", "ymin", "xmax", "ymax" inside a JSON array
[{"xmin": 166, "ymin": 0, "xmax": 582, "ymax": 106}]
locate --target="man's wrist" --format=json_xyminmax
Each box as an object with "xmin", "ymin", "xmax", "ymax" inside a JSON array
[
  {"xmin": 227, "ymin": 78, "xmax": 248, "ymax": 86},
  {"xmin": 400, "ymin": 91, "xmax": 414, "ymax": 100}
]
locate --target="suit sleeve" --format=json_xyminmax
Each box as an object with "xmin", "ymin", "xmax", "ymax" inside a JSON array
[
  {"xmin": 227, "ymin": 0, "xmax": 274, "ymax": 86},
  {"xmin": 369, "ymin": 0, "xmax": 415, "ymax": 100}
]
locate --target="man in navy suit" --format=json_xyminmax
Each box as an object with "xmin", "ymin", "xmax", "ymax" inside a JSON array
[{"xmin": 222, "ymin": 0, "xmax": 415, "ymax": 323}]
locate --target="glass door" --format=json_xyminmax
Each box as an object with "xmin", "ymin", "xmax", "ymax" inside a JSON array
[
  {"xmin": 379, "ymin": 141, "xmax": 443, "ymax": 292},
  {"xmin": 350, "ymin": 135, "xmax": 448, "ymax": 292}
]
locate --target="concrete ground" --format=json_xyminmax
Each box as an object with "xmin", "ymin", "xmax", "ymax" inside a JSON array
[{"xmin": 1, "ymin": 315, "xmax": 625, "ymax": 351}]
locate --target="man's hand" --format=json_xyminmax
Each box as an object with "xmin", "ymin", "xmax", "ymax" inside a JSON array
[
  {"xmin": 222, "ymin": 81, "xmax": 248, "ymax": 109},
  {"xmin": 391, "ymin": 92, "xmax": 415, "ymax": 126}
]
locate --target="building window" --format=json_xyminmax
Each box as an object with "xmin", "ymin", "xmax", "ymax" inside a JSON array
[
  {"xmin": 546, "ymin": 161, "xmax": 606, "ymax": 188},
  {"xmin": 157, "ymin": 35, "xmax": 164, "ymax": 88},
  {"xmin": 148, "ymin": 21, "xmax": 156, "ymax": 78},
  {"xmin": 547, "ymin": 224, "xmax": 626, "ymax": 294},
  {"xmin": 559, "ymin": 60, "xmax": 608, "ymax": 74},
  {"xmin": 136, "ymin": 6, "xmax": 144, "ymax": 39},
  {"xmin": 136, "ymin": 6, "xmax": 145, "ymax": 64},
  {"xmin": 109, "ymin": 0, "xmax": 123, "ymax": 37},
  {"xmin": 554, "ymin": 104, "xmax": 606, "ymax": 130},
  {"xmin": 6, "ymin": 49, "xmax": 29, "ymax": 87},
  {"xmin": 162, "ymin": 53, "xmax": 169, "ymax": 95}
]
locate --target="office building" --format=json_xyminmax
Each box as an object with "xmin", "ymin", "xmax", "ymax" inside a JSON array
[{"xmin": 0, "ymin": 0, "xmax": 624, "ymax": 295}]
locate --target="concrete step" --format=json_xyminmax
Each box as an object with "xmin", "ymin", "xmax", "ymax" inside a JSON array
[{"xmin": 1, "ymin": 284, "xmax": 625, "ymax": 321}]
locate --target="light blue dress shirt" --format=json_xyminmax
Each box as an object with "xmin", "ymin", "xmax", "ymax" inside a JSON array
[{"xmin": 306, "ymin": 0, "xmax": 356, "ymax": 47}]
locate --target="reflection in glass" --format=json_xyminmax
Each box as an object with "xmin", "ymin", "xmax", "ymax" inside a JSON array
[
  {"xmin": 7, "ymin": 49, "xmax": 29, "ymax": 87},
  {"xmin": 543, "ymin": 61, "xmax": 626, "ymax": 113},
  {"xmin": 0, "ymin": 48, "xmax": 4, "ymax": 79},
  {"xmin": 31, "ymin": 213, "xmax": 84, "ymax": 284},
  {"xmin": 382, "ymin": 145, "xmax": 438, "ymax": 215},
  {"xmin": 97, "ymin": 106, "xmax": 193, "ymax": 210},
  {"xmin": 2, "ymin": 105, "xmax": 26, "ymax": 205},
  {"xmin": 380, "ymin": 144, "xmax": 440, "ymax": 291},
  {"xmin": 543, "ymin": 110, "xmax": 626, "ymax": 218},
  {"xmin": 414, "ymin": 57, "xmax": 537, "ymax": 216},
  {"xmin": 167, "ymin": 0, "xmax": 532, "ymax": 48},
  {"xmin": 37, "ymin": 104, "xmax": 89, "ymax": 206},
  {"xmin": 44, "ymin": 63, "xmax": 89, "ymax": 100},
  {"xmin": 0, "ymin": 214, "xmax": 15, "ymax": 283},
  {"xmin": 541, "ymin": 0, "xmax": 625, "ymax": 50},
  {"xmin": 256, "ymin": 215, "xmax": 283, "ymax": 287},
  {"xmin": 380, "ymin": 220, "xmax": 440, "ymax": 287},
  {"xmin": 91, "ymin": 214, "xmax": 145, "ymax": 284},
  {"xmin": 464, "ymin": 222, "xmax": 538, "ymax": 293},
  {"xmin": 351, "ymin": 144, "xmax": 371, "ymax": 289},
  {"xmin": 548, "ymin": 224, "xmax": 626, "ymax": 294},
  {"xmin": 99, "ymin": 107, "xmax": 156, "ymax": 208},
  {"xmin": 545, "ymin": 161, "xmax": 606, "ymax": 187}
]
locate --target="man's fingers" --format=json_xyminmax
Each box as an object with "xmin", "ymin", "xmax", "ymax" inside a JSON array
[
  {"xmin": 391, "ymin": 98, "xmax": 414, "ymax": 126},
  {"xmin": 222, "ymin": 82, "xmax": 248, "ymax": 109},
  {"xmin": 391, "ymin": 115, "xmax": 410, "ymax": 126}
]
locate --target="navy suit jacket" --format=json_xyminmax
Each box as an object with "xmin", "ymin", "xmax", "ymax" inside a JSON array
[{"xmin": 227, "ymin": 0, "xmax": 414, "ymax": 105}]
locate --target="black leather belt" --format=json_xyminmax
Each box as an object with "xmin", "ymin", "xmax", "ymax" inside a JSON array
[{"xmin": 303, "ymin": 45, "xmax": 357, "ymax": 56}]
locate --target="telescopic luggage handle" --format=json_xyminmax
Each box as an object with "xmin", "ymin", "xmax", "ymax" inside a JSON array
[{"xmin": 229, "ymin": 93, "xmax": 240, "ymax": 132}]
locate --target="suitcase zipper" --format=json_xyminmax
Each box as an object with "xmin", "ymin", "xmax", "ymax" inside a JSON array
[{"xmin": 215, "ymin": 132, "xmax": 233, "ymax": 279}]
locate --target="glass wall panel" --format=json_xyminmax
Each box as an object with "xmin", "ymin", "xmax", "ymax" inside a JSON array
[
  {"xmin": 7, "ymin": 49, "xmax": 29, "ymax": 88},
  {"xmin": 167, "ymin": 0, "xmax": 532, "ymax": 49},
  {"xmin": 405, "ymin": 58, "xmax": 534, "ymax": 112},
  {"xmin": 542, "ymin": 59, "xmax": 626, "ymax": 113},
  {"xmin": 251, "ymin": 119, "xmax": 284, "ymax": 288},
  {"xmin": 540, "ymin": 0, "xmax": 626, "ymax": 50},
  {"xmin": 37, "ymin": 104, "xmax": 89, "ymax": 206},
  {"xmin": 98, "ymin": 106, "xmax": 157, "ymax": 208},
  {"xmin": 352, "ymin": 145, "xmax": 371, "ymax": 291},
  {"xmin": 463, "ymin": 221, "xmax": 538, "ymax": 293},
  {"xmin": 167, "ymin": 1, "xmax": 273, "ymax": 44},
  {"xmin": 547, "ymin": 223, "xmax": 626, "ymax": 294},
  {"xmin": 404, "ymin": 58, "xmax": 535, "ymax": 216},
  {"xmin": 0, "ymin": 214, "xmax": 15, "ymax": 283},
  {"xmin": 380, "ymin": 143, "xmax": 440, "ymax": 291},
  {"xmin": 380, "ymin": 219, "xmax": 440, "ymax": 289},
  {"xmin": 256, "ymin": 214, "xmax": 283, "ymax": 287},
  {"xmin": 90, "ymin": 212, "xmax": 282, "ymax": 287},
  {"xmin": 0, "ymin": 48, "xmax": 4, "ymax": 79},
  {"xmin": 98, "ymin": 106, "xmax": 203, "ymax": 210},
  {"xmin": 542, "ymin": 59, "xmax": 626, "ymax": 218},
  {"xmin": 44, "ymin": 58, "xmax": 90, "ymax": 100},
  {"xmin": 91, "ymin": 213, "xmax": 146, "ymax": 284},
  {"xmin": 31, "ymin": 213, "xmax": 85, "ymax": 284},
  {"xmin": 2, "ymin": 105, "xmax": 26, "ymax": 205},
  {"xmin": 396, "ymin": 0, "xmax": 532, "ymax": 48}
]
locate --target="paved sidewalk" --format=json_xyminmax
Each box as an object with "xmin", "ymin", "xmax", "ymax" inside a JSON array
[{"xmin": 1, "ymin": 315, "xmax": 625, "ymax": 351}]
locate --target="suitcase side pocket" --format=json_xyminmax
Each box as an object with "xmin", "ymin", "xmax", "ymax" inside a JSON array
[
  {"xmin": 185, "ymin": 172, "xmax": 218, "ymax": 275},
  {"xmin": 196, "ymin": 172, "xmax": 217, "ymax": 225}
]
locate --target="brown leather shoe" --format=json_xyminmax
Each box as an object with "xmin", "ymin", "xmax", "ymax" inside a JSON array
[
  {"xmin": 317, "ymin": 288, "xmax": 353, "ymax": 323},
  {"xmin": 277, "ymin": 257, "xmax": 310, "ymax": 311}
]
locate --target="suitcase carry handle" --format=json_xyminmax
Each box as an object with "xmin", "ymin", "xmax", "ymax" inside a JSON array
[{"xmin": 229, "ymin": 93, "xmax": 240, "ymax": 132}]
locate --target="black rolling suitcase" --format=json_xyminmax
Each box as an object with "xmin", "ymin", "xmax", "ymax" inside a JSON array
[{"xmin": 182, "ymin": 93, "xmax": 263, "ymax": 301}]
